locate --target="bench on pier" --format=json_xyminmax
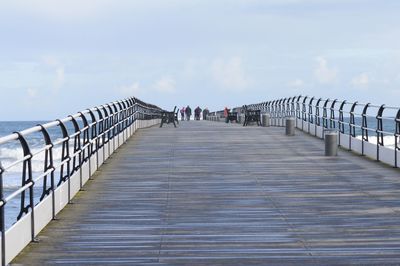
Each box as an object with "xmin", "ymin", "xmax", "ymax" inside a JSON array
[
  {"xmin": 227, "ymin": 112, "xmax": 238, "ymax": 123},
  {"xmin": 160, "ymin": 106, "xmax": 177, "ymax": 128},
  {"xmin": 243, "ymin": 109, "xmax": 261, "ymax": 126}
]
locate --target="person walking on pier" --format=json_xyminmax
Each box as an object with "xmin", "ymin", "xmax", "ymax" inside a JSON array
[
  {"xmin": 202, "ymin": 107, "xmax": 209, "ymax": 120},
  {"xmin": 180, "ymin": 107, "xmax": 185, "ymax": 121},
  {"xmin": 194, "ymin": 106, "xmax": 202, "ymax": 120},
  {"xmin": 224, "ymin": 107, "xmax": 230, "ymax": 123},
  {"xmin": 185, "ymin": 105, "xmax": 192, "ymax": 121}
]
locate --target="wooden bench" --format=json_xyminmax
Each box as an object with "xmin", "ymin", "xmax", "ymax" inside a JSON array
[
  {"xmin": 160, "ymin": 106, "xmax": 177, "ymax": 128},
  {"xmin": 243, "ymin": 109, "xmax": 261, "ymax": 126}
]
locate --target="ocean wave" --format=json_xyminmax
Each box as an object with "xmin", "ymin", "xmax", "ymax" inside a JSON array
[
  {"xmin": 2, "ymin": 174, "xmax": 21, "ymax": 189},
  {"xmin": 0, "ymin": 146, "xmax": 65, "ymax": 173}
]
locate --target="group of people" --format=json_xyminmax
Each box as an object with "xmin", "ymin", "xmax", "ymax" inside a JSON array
[{"xmin": 180, "ymin": 106, "xmax": 209, "ymax": 121}]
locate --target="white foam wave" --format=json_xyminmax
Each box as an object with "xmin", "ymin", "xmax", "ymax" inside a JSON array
[{"xmin": 0, "ymin": 146, "xmax": 64, "ymax": 173}]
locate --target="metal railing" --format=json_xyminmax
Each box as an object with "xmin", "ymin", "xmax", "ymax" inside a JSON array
[
  {"xmin": 0, "ymin": 96, "xmax": 163, "ymax": 265},
  {"xmin": 209, "ymin": 96, "xmax": 400, "ymax": 168}
]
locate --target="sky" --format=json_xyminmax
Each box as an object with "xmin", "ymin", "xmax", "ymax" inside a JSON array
[{"xmin": 0, "ymin": 0, "xmax": 400, "ymax": 120}]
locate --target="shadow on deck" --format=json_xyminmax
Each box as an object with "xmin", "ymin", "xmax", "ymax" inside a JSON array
[{"xmin": 13, "ymin": 121, "xmax": 400, "ymax": 265}]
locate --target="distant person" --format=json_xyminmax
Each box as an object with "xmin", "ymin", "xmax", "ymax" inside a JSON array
[
  {"xmin": 180, "ymin": 107, "xmax": 185, "ymax": 121},
  {"xmin": 202, "ymin": 108, "xmax": 209, "ymax": 120},
  {"xmin": 224, "ymin": 107, "xmax": 230, "ymax": 123},
  {"xmin": 185, "ymin": 105, "xmax": 192, "ymax": 121},
  {"xmin": 194, "ymin": 106, "xmax": 202, "ymax": 120}
]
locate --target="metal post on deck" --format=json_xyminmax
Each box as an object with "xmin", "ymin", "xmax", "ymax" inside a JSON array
[
  {"xmin": 325, "ymin": 131, "xmax": 338, "ymax": 156},
  {"xmin": 262, "ymin": 113, "xmax": 270, "ymax": 127},
  {"xmin": 285, "ymin": 117, "xmax": 295, "ymax": 136}
]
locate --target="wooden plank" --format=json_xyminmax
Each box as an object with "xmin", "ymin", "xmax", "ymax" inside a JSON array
[{"xmin": 13, "ymin": 121, "xmax": 400, "ymax": 265}]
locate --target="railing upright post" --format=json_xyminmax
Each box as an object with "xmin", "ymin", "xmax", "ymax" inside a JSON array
[
  {"xmin": 271, "ymin": 100, "xmax": 276, "ymax": 126},
  {"xmin": 276, "ymin": 99, "xmax": 281, "ymax": 126},
  {"xmin": 0, "ymin": 162, "xmax": 5, "ymax": 266},
  {"xmin": 315, "ymin": 99, "xmax": 322, "ymax": 136},
  {"xmin": 95, "ymin": 108, "xmax": 104, "ymax": 169},
  {"xmin": 296, "ymin": 96, "xmax": 302, "ymax": 128},
  {"xmin": 100, "ymin": 106, "xmax": 109, "ymax": 159},
  {"xmin": 301, "ymin": 96, "xmax": 308, "ymax": 130},
  {"xmin": 361, "ymin": 103, "xmax": 370, "ymax": 156},
  {"xmin": 87, "ymin": 110, "xmax": 97, "ymax": 175},
  {"xmin": 112, "ymin": 103, "xmax": 119, "ymax": 149},
  {"xmin": 286, "ymin": 98, "xmax": 291, "ymax": 118},
  {"xmin": 322, "ymin": 99, "xmax": 330, "ymax": 129},
  {"xmin": 57, "ymin": 120, "xmax": 71, "ymax": 203},
  {"xmin": 38, "ymin": 125, "xmax": 55, "ymax": 220},
  {"xmin": 330, "ymin": 99, "xmax": 338, "ymax": 129},
  {"xmin": 338, "ymin": 101, "xmax": 346, "ymax": 147},
  {"xmin": 290, "ymin": 97, "xmax": 295, "ymax": 118},
  {"xmin": 376, "ymin": 105, "xmax": 385, "ymax": 162},
  {"xmin": 395, "ymin": 109, "xmax": 400, "ymax": 168},
  {"xmin": 349, "ymin": 102, "xmax": 357, "ymax": 150},
  {"xmin": 79, "ymin": 112, "xmax": 90, "ymax": 188},
  {"xmin": 15, "ymin": 133, "xmax": 37, "ymax": 242},
  {"xmin": 68, "ymin": 116, "xmax": 81, "ymax": 177},
  {"xmin": 281, "ymin": 99, "xmax": 286, "ymax": 126},
  {"xmin": 308, "ymin": 97, "xmax": 314, "ymax": 134}
]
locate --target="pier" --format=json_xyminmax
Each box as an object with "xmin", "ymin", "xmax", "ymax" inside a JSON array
[
  {"xmin": 2, "ymin": 96, "xmax": 400, "ymax": 265},
  {"xmin": 11, "ymin": 121, "xmax": 400, "ymax": 265}
]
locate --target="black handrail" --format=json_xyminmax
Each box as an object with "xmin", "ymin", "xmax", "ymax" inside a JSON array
[
  {"xmin": 0, "ymin": 96, "xmax": 164, "ymax": 266},
  {"xmin": 209, "ymin": 95, "xmax": 400, "ymax": 168}
]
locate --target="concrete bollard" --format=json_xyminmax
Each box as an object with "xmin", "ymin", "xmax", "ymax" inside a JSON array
[
  {"xmin": 285, "ymin": 117, "xmax": 295, "ymax": 136},
  {"xmin": 262, "ymin": 113, "xmax": 270, "ymax": 127},
  {"xmin": 325, "ymin": 131, "xmax": 338, "ymax": 156}
]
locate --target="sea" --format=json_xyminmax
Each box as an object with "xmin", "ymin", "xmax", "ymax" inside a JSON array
[{"xmin": 0, "ymin": 118, "xmax": 398, "ymax": 228}]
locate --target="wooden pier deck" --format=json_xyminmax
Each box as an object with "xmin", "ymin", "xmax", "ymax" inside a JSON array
[{"xmin": 13, "ymin": 121, "xmax": 400, "ymax": 265}]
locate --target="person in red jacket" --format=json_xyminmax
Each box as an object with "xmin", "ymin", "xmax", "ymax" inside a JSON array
[
  {"xmin": 180, "ymin": 107, "xmax": 185, "ymax": 121},
  {"xmin": 224, "ymin": 107, "xmax": 230, "ymax": 123}
]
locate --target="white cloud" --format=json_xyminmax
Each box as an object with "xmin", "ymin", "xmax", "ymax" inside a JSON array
[
  {"xmin": 351, "ymin": 73, "xmax": 369, "ymax": 88},
  {"xmin": 42, "ymin": 56, "xmax": 60, "ymax": 67},
  {"xmin": 314, "ymin": 56, "xmax": 337, "ymax": 84},
  {"xmin": 288, "ymin": 79, "xmax": 305, "ymax": 87},
  {"xmin": 117, "ymin": 77, "xmax": 176, "ymax": 97},
  {"xmin": 55, "ymin": 67, "xmax": 65, "ymax": 89},
  {"xmin": 182, "ymin": 59, "xmax": 198, "ymax": 79},
  {"xmin": 117, "ymin": 82, "xmax": 141, "ymax": 97},
  {"xmin": 153, "ymin": 76, "xmax": 176, "ymax": 93},
  {"xmin": 27, "ymin": 88, "xmax": 37, "ymax": 98},
  {"xmin": 42, "ymin": 56, "xmax": 65, "ymax": 90},
  {"xmin": 211, "ymin": 57, "xmax": 250, "ymax": 91}
]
